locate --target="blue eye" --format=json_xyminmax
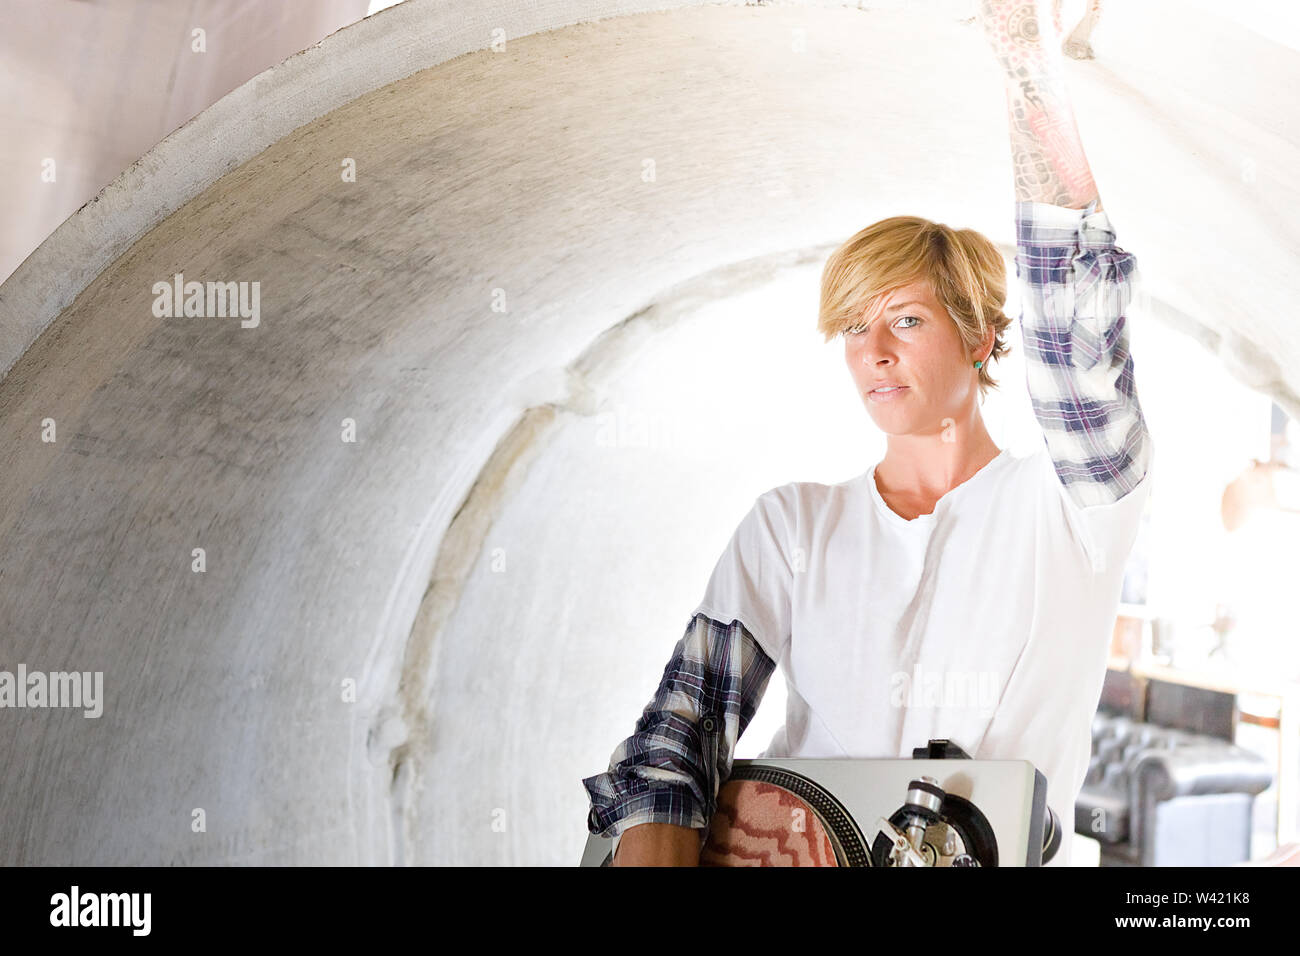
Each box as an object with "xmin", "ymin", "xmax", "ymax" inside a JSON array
[{"xmin": 844, "ymin": 315, "xmax": 920, "ymax": 336}]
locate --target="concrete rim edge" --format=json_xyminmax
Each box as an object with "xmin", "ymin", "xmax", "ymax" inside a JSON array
[{"xmin": 0, "ymin": 0, "xmax": 748, "ymax": 382}]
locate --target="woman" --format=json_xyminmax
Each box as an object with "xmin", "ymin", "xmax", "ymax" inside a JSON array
[{"xmin": 583, "ymin": 0, "xmax": 1154, "ymax": 866}]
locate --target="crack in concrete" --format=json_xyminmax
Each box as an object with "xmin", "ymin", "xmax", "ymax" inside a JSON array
[{"xmin": 373, "ymin": 244, "xmax": 827, "ymax": 863}]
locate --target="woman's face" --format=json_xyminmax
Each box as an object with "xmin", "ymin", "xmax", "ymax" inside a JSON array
[{"xmin": 842, "ymin": 279, "xmax": 980, "ymax": 439}]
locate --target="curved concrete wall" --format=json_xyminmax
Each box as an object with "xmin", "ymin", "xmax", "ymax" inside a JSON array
[
  {"xmin": 0, "ymin": 0, "xmax": 371, "ymax": 287},
  {"xmin": 1, "ymin": 0, "xmax": 1297, "ymax": 864}
]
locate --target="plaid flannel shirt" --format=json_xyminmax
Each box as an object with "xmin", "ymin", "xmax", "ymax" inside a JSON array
[
  {"xmin": 581, "ymin": 200, "xmax": 1154, "ymax": 849},
  {"xmin": 581, "ymin": 613, "xmax": 776, "ymax": 852},
  {"xmin": 1014, "ymin": 198, "xmax": 1153, "ymax": 507}
]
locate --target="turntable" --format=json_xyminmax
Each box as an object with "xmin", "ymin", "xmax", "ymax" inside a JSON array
[{"xmin": 580, "ymin": 739, "xmax": 1061, "ymax": 866}]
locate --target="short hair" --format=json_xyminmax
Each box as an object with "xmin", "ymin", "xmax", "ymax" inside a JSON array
[{"xmin": 817, "ymin": 214, "xmax": 1014, "ymax": 398}]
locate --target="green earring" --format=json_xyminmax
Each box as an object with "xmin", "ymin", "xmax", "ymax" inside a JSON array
[{"xmin": 974, "ymin": 360, "xmax": 984, "ymax": 369}]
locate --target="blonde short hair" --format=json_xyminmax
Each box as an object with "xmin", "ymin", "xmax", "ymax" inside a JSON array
[{"xmin": 818, "ymin": 214, "xmax": 1013, "ymax": 397}]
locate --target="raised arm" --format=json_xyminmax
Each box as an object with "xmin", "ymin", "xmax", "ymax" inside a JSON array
[
  {"xmin": 979, "ymin": 0, "xmax": 1153, "ymax": 516},
  {"xmin": 978, "ymin": 0, "xmax": 1101, "ymax": 210}
]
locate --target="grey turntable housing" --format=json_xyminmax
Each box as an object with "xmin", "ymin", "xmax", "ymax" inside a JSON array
[{"xmin": 582, "ymin": 740, "xmax": 1056, "ymax": 867}]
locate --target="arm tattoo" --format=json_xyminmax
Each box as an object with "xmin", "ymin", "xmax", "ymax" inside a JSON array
[{"xmin": 979, "ymin": 0, "xmax": 1101, "ymax": 208}]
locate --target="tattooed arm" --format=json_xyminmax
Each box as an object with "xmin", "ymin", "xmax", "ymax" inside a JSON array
[
  {"xmin": 980, "ymin": 0, "xmax": 1154, "ymax": 525},
  {"xmin": 978, "ymin": 0, "xmax": 1102, "ymax": 210}
]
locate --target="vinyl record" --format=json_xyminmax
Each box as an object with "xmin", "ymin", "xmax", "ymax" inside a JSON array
[{"xmin": 699, "ymin": 764, "xmax": 871, "ymax": 866}]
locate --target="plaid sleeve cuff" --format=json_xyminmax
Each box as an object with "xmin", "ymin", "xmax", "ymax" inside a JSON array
[
  {"xmin": 584, "ymin": 783, "xmax": 707, "ymax": 838},
  {"xmin": 1015, "ymin": 198, "xmax": 1116, "ymax": 251}
]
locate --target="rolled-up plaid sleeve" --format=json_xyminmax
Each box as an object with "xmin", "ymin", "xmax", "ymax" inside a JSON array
[
  {"xmin": 1015, "ymin": 199, "xmax": 1154, "ymax": 510},
  {"xmin": 581, "ymin": 612, "xmax": 776, "ymax": 856}
]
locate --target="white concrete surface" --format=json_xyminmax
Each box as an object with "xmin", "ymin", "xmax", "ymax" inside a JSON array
[
  {"xmin": 0, "ymin": 0, "xmax": 1297, "ymax": 864},
  {"xmin": 0, "ymin": 0, "xmax": 371, "ymax": 287}
]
